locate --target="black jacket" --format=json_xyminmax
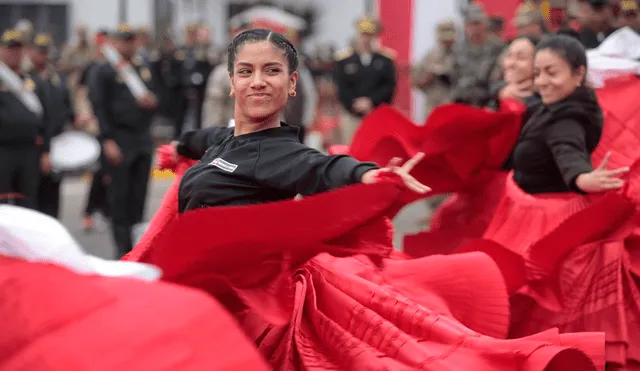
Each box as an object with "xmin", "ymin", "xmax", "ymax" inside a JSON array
[
  {"xmin": 0, "ymin": 74, "xmax": 51, "ymax": 151},
  {"xmin": 92, "ymin": 62, "xmax": 158, "ymax": 147},
  {"xmin": 177, "ymin": 124, "xmax": 378, "ymax": 213},
  {"xmin": 333, "ymin": 49, "xmax": 396, "ymax": 117},
  {"xmin": 506, "ymin": 86, "xmax": 603, "ymax": 194}
]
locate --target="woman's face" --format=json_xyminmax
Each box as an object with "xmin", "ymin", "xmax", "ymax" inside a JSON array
[
  {"xmin": 503, "ymin": 38, "xmax": 535, "ymax": 84},
  {"xmin": 534, "ymin": 49, "xmax": 585, "ymax": 105},
  {"xmin": 230, "ymin": 41, "xmax": 297, "ymax": 122}
]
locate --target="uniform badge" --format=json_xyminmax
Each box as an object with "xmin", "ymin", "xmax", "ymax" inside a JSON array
[
  {"xmin": 24, "ymin": 78, "xmax": 35, "ymax": 91},
  {"xmin": 195, "ymin": 48, "xmax": 205, "ymax": 61},
  {"xmin": 51, "ymin": 73, "xmax": 61, "ymax": 87},
  {"xmin": 141, "ymin": 67, "xmax": 152, "ymax": 81},
  {"xmin": 344, "ymin": 63, "xmax": 358, "ymax": 74}
]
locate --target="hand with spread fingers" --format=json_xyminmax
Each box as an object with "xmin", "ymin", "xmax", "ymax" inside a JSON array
[
  {"xmin": 361, "ymin": 152, "xmax": 431, "ymax": 194},
  {"xmin": 575, "ymin": 152, "xmax": 630, "ymax": 193}
]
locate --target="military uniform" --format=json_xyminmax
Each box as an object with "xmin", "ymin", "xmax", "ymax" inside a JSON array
[
  {"xmin": 412, "ymin": 20, "xmax": 457, "ymax": 118},
  {"xmin": 31, "ymin": 34, "xmax": 76, "ymax": 218},
  {"xmin": 202, "ymin": 54, "xmax": 234, "ymax": 128},
  {"xmin": 148, "ymin": 43, "xmax": 182, "ymax": 127},
  {"xmin": 0, "ymin": 30, "xmax": 51, "ymax": 209},
  {"xmin": 333, "ymin": 17, "xmax": 396, "ymax": 145},
  {"xmin": 174, "ymin": 24, "xmax": 215, "ymax": 138},
  {"xmin": 92, "ymin": 25, "xmax": 158, "ymax": 256},
  {"xmin": 579, "ymin": 0, "xmax": 617, "ymax": 49},
  {"xmin": 451, "ymin": 4, "xmax": 505, "ymax": 107}
]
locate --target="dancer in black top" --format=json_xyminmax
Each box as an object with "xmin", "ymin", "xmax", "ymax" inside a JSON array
[
  {"xmin": 175, "ymin": 29, "xmax": 428, "ymax": 213},
  {"xmin": 505, "ymin": 35, "xmax": 628, "ymax": 194}
]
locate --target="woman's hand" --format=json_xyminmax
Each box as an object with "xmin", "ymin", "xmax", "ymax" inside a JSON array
[
  {"xmin": 361, "ymin": 152, "xmax": 431, "ymax": 194},
  {"xmin": 498, "ymin": 80, "xmax": 533, "ymax": 101},
  {"xmin": 575, "ymin": 152, "xmax": 629, "ymax": 193}
]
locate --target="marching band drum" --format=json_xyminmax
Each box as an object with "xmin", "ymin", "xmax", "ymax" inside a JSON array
[{"xmin": 49, "ymin": 131, "xmax": 102, "ymax": 176}]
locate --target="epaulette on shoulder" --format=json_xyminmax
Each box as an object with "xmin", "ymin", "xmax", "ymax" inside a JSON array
[
  {"xmin": 378, "ymin": 46, "xmax": 397, "ymax": 60},
  {"xmin": 333, "ymin": 47, "xmax": 353, "ymax": 61}
]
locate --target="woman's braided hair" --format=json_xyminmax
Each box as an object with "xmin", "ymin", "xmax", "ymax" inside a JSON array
[{"xmin": 227, "ymin": 28, "xmax": 299, "ymax": 74}]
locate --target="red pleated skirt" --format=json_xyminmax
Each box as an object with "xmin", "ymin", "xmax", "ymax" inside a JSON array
[{"xmin": 483, "ymin": 175, "xmax": 640, "ymax": 367}]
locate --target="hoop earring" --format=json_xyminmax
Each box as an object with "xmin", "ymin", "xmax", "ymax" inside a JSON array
[
  {"xmin": 229, "ymin": 91, "xmax": 235, "ymax": 98},
  {"xmin": 289, "ymin": 91, "xmax": 297, "ymax": 97}
]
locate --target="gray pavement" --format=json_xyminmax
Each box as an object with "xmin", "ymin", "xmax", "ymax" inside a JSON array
[{"xmin": 60, "ymin": 177, "xmax": 430, "ymax": 259}]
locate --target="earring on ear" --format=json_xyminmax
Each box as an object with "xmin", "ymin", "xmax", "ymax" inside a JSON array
[
  {"xmin": 229, "ymin": 91, "xmax": 235, "ymax": 98},
  {"xmin": 289, "ymin": 91, "xmax": 297, "ymax": 97}
]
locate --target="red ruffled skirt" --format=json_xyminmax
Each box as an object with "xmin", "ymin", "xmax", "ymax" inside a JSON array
[
  {"xmin": 482, "ymin": 174, "xmax": 640, "ymax": 368},
  {"xmin": 405, "ymin": 170, "xmax": 509, "ymax": 257},
  {"xmin": 123, "ymin": 154, "xmax": 607, "ymax": 371}
]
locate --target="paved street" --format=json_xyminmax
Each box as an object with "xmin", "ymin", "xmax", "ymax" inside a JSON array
[{"xmin": 60, "ymin": 176, "xmax": 430, "ymax": 259}]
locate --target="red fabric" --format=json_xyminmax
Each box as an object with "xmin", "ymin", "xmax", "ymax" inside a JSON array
[
  {"xmin": 341, "ymin": 104, "xmax": 522, "ymax": 215},
  {"xmin": 0, "ymin": 255, "xmax": 269, "ymax": 371},
  {"xmin": 123, "ymin": 150, "xmax": 605, "ymax": 371},
  {"xmin": 406, "ymin": 77, "xmax": 640, "ymax": 367},
  {"xmin": 405, "ymin": 79, "xmax": 640, "ymax": 259}
]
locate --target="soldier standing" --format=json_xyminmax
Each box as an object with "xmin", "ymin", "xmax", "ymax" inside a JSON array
[
  {"xmin": 412, "ymin": 20, "xmax": 457, "ymax": 119},
  {"xmin": 451, "ymin": 4, "xmax": 504, "ymax": 107},
  {"xmin": 92, "ymin": 24, "xmax": 158, "ymax": 256},
  {"xmin": 618, "ymin": 0, "xmax": 640, "ymax": 32},
  {"xmin": 578, "ymin": 0, "xmax": 617, "ymax": 48},
  {"xmin": 29, "ymin": 33, "xmax": 87, "ymax": 218},
  {"xmin": 174, "ymin": 23, "xmax": 214, "ymax": 138},
  {"xmin": 0, "ymin": 30, "xmax": 51, "ymax": 209},
  {"xmin": 333, "ymin": 16, "xmax": 396, "ymax": 145}
]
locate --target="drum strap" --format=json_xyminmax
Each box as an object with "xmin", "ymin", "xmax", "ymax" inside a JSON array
[
  {"xmin": 101, "ymin": 43, "xmax": 150, "ymax": 99},
  {"xmin": 0, "ymin": 62, "xmax": 43, "ymax": 116}
]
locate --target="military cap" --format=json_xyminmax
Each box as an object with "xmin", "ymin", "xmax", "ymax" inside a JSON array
[
  {"xmin": 356, "ymin": 16, "xmax": 383, "ymax": 35},
  {"xmin": 512, "ymin": 6, "xmax": 544, "ymax": 27},
  {"xmin": 2, "ymin": 29, "xmax": 23, "ymax": 47},
  {"xmin": 621, "ymin": 0, "xmax": 638, "ymax": 12},
  {"xmin": 465, "ymin": 3, "xmax": 488, "ymax": 23},
  {"xmin": 114, "ymin": 23, "xmax": 136, "ymax": 40},
  {"xmin": 436, "ymin": 20, "xmax": 457, "ymax": 42},
  {"xmin": 33, "ymin": 33, "xmax": 52, "ymax": 51}
]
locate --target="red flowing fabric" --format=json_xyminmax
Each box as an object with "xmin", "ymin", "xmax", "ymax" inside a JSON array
[
  {"xmin": 123, "ymin": 151, "xmax": 606, "ymax": 371},
  {"xmin": 329, "ymin": 104, "xmax": 523, "ymax": 216},
  {"xmin": 0, "ymin": 255, "xmax": 269, "ymax": 371},
  {"xmin": 405, "ymin": 77, "xmax": 640, "ymax": 258},
  {"xmin": 405, "ymin": 77, "xmax": 640, "ymax": 367}
]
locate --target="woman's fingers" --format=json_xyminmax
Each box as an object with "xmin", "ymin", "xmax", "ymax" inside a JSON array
[
  {"xmin": 597, "ymin": 152, "xmax": 611, "ymax": 171},
  {"xmin": 399, "ymin": 172, "xmax": 431, "ymax": 193},
  {"xmin": 387, "ymin": 157, "xmax": 402, "ymax": 168},
  {"xmin": 603, "ymin": 167, "xmax": 630, "ymax": 177},
  {"xmin": 401, "ymin": 152, "xmax": 425, "ymax": 173}
]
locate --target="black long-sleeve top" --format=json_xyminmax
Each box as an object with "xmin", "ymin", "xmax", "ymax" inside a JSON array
[
  {"xmin": 504, "ymin": 86, "xmax": 603, "ymax": 194},
  {"xmin": 0, "ymin": 74, "xmax": 51, "ymax": 151},
  {"xmin": 177, "ymin": 124, "xmax": 379, "ymax": 213}
]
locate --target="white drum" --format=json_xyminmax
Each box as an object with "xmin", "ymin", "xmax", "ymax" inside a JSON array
[{"xmin": 50, "ymin": 131, "xmax": 101, "ymax": 174}]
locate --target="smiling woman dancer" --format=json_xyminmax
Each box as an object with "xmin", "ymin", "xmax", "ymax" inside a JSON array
[{"xmin": 175, "ymin": 29, "xmax": 428, "ymax": 211}]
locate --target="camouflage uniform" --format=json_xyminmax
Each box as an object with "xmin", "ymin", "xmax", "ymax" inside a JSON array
[
  {"xmin": 451, "ymin": 4, "xmax": 505, "ymax": 107},
  {"xmin": 412, "ymin": 20, "xmax": 457, "ymax": 118}
]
